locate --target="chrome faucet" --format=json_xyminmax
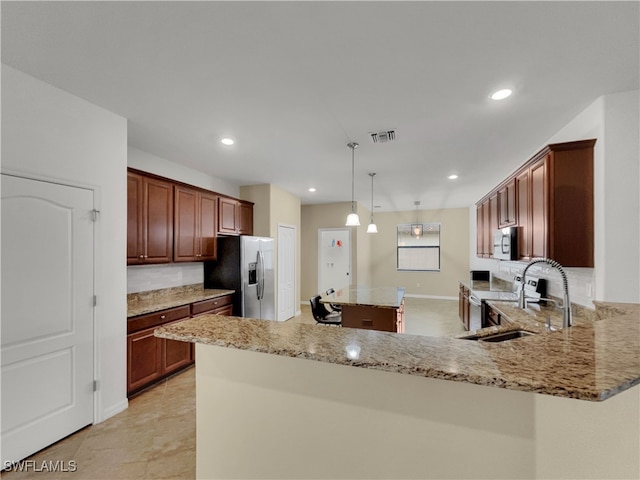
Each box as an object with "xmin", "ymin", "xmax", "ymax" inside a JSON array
[{"xmin": 518, "ymin": 258, "xmax": 572, "ymax": 328}]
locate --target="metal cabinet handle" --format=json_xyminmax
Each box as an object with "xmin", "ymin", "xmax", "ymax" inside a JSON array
[{"xmin": 160, "ymin": 315, "xmax": 166, "ymax": 319}]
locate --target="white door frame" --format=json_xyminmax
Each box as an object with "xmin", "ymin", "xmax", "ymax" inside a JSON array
[{"xmin": 317, "ymin": 228, "xmax": 352, "ymax": 295}]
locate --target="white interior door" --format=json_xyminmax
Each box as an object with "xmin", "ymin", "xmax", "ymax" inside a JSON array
[
  {"xmin": 277, "ymin": 225, "xmax": 296, "ymax": 321},
  {"xmin": 1, "ymin": 174, "xmax": 95, "ymax": 465},
  {"xmin": 318, "ymin": 229, "xmax": 351, "ymax": 295}
]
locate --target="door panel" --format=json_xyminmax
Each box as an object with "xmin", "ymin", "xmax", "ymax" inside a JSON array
[
  {"xmin": 199, "ymin": 193, "xmax": 217, "ymax": 260},
  {"xmin": 277, "ymin": 226, "xmax": 296, "ymax": 321},
  {"xmin": 1, "ymin": 174, "xmax": 94, "ymax": 465}
]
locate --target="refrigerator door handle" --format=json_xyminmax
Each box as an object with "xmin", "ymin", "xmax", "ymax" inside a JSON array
[{"xmin": 257, "ymin": 250, "xmax": 265, "ymax": 300}]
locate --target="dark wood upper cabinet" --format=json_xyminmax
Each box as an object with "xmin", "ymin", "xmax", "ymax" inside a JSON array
[
  {"xmin": 515, "ymin": 168, "xmax": 531, "ymax": 259},
  {"xmin": 530, "ymin": 157, "xmax": 547, "ymax": 260},
  {"xmin": 218, "ymin": 197, "xmax": 239, "ymax": 235},
  {"xmin": 128, "ymin": 168, "xmax": 252, "ymax": 264},
  {"xmin": 477, "ymin": 139, "xmax": 595, "ymax": 267},
  {"xmin": 238, "ymin": 201, "xmax": 254, "ymax": 235},
  {"xmin": 199, "ymin": 192, "xmax": 217, "ymax": 259},
  {"xmin": 174, "ymin": 186, "xmax": 217, "ymax": 262},
  {"xmin": 218, "ymin": 197, "xmax": 254, "ymax": 236},
  {"xmin": 127, "ymin": 171, "xmax": 173, "ymax": 265},
  {"xmin": 497, "ymin": 178, "xmax": 516, "ymax": 228}
]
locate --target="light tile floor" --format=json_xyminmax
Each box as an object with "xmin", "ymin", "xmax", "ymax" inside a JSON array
[{"xmin": 3, "ymin": 297, "xmax": 461, "ymax": 480}]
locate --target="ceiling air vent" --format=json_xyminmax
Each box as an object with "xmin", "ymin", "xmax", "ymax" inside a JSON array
[{"xmin": 370, "ymin": 130, "xmax": 396, "ymax": 144}]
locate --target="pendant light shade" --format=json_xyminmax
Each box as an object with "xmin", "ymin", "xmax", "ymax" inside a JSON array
[
  {"xmin": 345, "ymin": 142, "xmax": 360, "ymax": 226},
  {"xmin": 367, "ymin": 173, "xmax": 378, "ymax": 233}
]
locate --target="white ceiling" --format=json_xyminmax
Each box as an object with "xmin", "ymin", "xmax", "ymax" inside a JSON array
[{"xmin": 2, "ymin": 1, "xmax": 638, "ymax": 212}]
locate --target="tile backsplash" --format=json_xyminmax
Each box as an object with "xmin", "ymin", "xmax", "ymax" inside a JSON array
[
  {"xmin": 492, "ymin": 260, "xmax": 595, "ymax": 308},
  {"xmin": 127, "ymin": 263, "xmax": 204, "ymax": 293}
]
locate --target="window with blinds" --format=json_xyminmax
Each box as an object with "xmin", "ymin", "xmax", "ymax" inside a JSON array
[{"xmin": 397, "ymin": 223, "xmax": 441, "ymax": 271}]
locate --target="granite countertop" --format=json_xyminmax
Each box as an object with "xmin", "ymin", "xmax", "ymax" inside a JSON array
[
  {"xmin": 128, "ymin": 284, "xmax": 235, "ymax": 318},
  {"xmin": 321, "ymin": 285, "xmax": 405, "ymax": 308},
  {"xmin": 155, "ymin": 300, "xmax": 640, "ymax": 402},
  {"xmin": 459, "ymin": 279, "xmax": 521, "ymax": 301}
]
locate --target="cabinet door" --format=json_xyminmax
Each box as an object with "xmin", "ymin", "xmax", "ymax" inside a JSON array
[
  {"xmin": 530, "ymin": 158, "xmax": 547, "ymax": 259},
  {"xmin": 127, "ymin": 327, "xmax": 163, "ymax": 394},
  {"xmin": 498, "ymin": 179, "xmax": 516, "ymax": 228},
  {"xmin": 516, "ymin": 168, "xmax": 531, "ymax": 259},
  {"xmin": 218, "ymin": 197, "xmax": 239, "ymax": 234},
  {"xmin": 163, "ymin": 336, "xmax": 194, "ymax": 376},
  {"xmin": 476, "ymin": 205, "xmax": 484, "ymax": 257},
  {"xmin": 174, "ymin": 186, "xmax": 199, "ymax": 262},
  {"xmin": 127, "ymin": 172, "xmax": 144, "ymax": 264},
  {"xmin": 487, "ymin": 193, "xmax": 498, "ymax": 257},
  {"xmin": 238, "ymin": 201, "xmax": 254, "ymax": 236},
  {"xmin": 144, "ymin": 177, "xmax": 174, "ymax": 263},
  {"xmin": 199, "ymin": 192, "xmax": 217, "ymax": 260}
]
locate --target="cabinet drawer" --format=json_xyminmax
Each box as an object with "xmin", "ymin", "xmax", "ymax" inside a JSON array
[
  {"xmin": 191, "ymin": 295, "xmax": 233, "ymax": 316},
  {"xmin": 128, "ymin": 305, "xmax": 191, "ymax": 334},
  {"xmin": 341, "ymin": 305, "xmax": 398, "ymax": 332}
]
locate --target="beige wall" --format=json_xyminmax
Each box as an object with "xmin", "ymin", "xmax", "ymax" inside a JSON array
[
  {"xmin": 300, "ymin": 202, "xmax": 365, "ymax": 302},
  {"xmin": 371, "ymin": 207, "xmax": 469, "ymax": 298},
  {"xmin": 301, "ymin": 203, "xmax": 469, "ymax": 301},
  {"xmin": 241, "ymin": 184, "xmax": 301, "ymax": 316},
  {"xmin": 240, "ymin": 183, "xmax": 271, "ymax": 237}
]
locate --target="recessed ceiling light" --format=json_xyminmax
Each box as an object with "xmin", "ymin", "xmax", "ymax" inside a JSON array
[
  {"xmin": 490, "ymin": 89, "xmax": 512, "ymax": 100},
  {"xmin": 448, "ymin": 174, "xmax": 458, "ymax": 180},
  {"xmin": 308, "ymin": 187, "xmax": 316, "ymax": 192},
  {"xmin": 221, "ymin": 138, "xmax": 234, "ymax": 146}
]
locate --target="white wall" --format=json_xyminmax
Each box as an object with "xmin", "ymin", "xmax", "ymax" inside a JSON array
[
  {"xmin": 1, "ymin": 64, "xmax": 128, "ymax": 422},
  {"xmin": 128, "ymin": 146, "xmax": 240, "ymax": 198},
  {"xmin": 469, "ymin": 91, "xmax": 640, "ymax": 305}
]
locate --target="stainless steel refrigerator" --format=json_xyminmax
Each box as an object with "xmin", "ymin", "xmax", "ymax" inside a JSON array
[{"xmin": 204, "ymin": 236, "xmax": 275, "ymax": 320}]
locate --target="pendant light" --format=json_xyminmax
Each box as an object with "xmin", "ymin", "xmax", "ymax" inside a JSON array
[
  {"xmin": 411, "ymin": 201, "xmax": 423, "ymax": 238},
  {"xmin": 367, "ymin": 173, "xmax": 378, "ymax": 233},
  {"xmin": 345, "ymin": 142, "xmax": 360, "ymax": 226}
]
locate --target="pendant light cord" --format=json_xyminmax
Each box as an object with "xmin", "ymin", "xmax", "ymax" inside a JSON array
[
  {"xmin": 348, "ymin": 142, "xmax": 358, "ymax": 213},
  {"xmin": 369, "ymin": 173, "xmax": 376, "ymax": 221}
]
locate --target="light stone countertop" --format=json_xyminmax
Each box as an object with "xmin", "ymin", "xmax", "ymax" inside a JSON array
[
  {"xmin": 155, "ymin": 300, "xmax": 640, "ymax": 402},
  {"xmin": 128, "ymin": 284, "xmax": 235, "ymax": 318},
  {"xmin": 320, "ymin": 285, "xmax": 405, "ymax": 308}
]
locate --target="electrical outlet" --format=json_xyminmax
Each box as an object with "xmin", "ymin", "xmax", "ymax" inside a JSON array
[{"xmin": 586, "ymin": 282, "xmax": 593, "ymax": 297}]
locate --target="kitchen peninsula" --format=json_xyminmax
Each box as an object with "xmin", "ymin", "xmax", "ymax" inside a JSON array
[
  {"xmin": 156, "ymin": 301, "xmax": 640, "ymax": 479},
  {"xmin": 321, "ymin": 285, "xmax": 405, "ymax": 332}
]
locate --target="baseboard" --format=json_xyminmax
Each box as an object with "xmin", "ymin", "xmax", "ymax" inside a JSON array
[{"xmin": 98, "ymin": 398, "xmax": 128, "ymax": 424}]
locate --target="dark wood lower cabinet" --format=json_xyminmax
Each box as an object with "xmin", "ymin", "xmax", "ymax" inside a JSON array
[
  {"xmin": 341, "ymin": 301, "xmax": 405, "ymax": 333},
  {"xmin": 459, "ymin": 283, "xmax": 471, "ymax": 330},
  {"xmin": 483, "ymin": 304, "xmax": 501, "ymax": 328},
  {"xmin": 127, "ymin": 294, "xmax": 233, "ymax": 397},
  {"xmin": 127, "ymin": 327, "xmax": 164, "ymax": 394},
  {"xmin": 162, "ymin": 334, "xmax": 194, "ymax": 375}
]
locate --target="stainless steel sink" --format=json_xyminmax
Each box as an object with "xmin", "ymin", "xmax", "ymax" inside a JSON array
[
  {"xmin": 480, "ymin": 330, "xmax": 535, "ymax": 342},
  {"xmin": 461, "ymin": 329, "xmax": 535, "ymax": 342}
]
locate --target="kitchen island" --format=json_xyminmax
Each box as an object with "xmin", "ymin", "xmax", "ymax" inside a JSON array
[
  {"xmin": 321, "ymin": 285, "xmax": 405, "ymax": 332},
  {"xmin": 155, "ymin": 301, "xmax": 640, "ymax": 479}
]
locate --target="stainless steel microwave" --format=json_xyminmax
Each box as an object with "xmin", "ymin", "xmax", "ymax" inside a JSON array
[{"xmin": 493, "ymin": 227, "xmax": 518, "ymax": 260}]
